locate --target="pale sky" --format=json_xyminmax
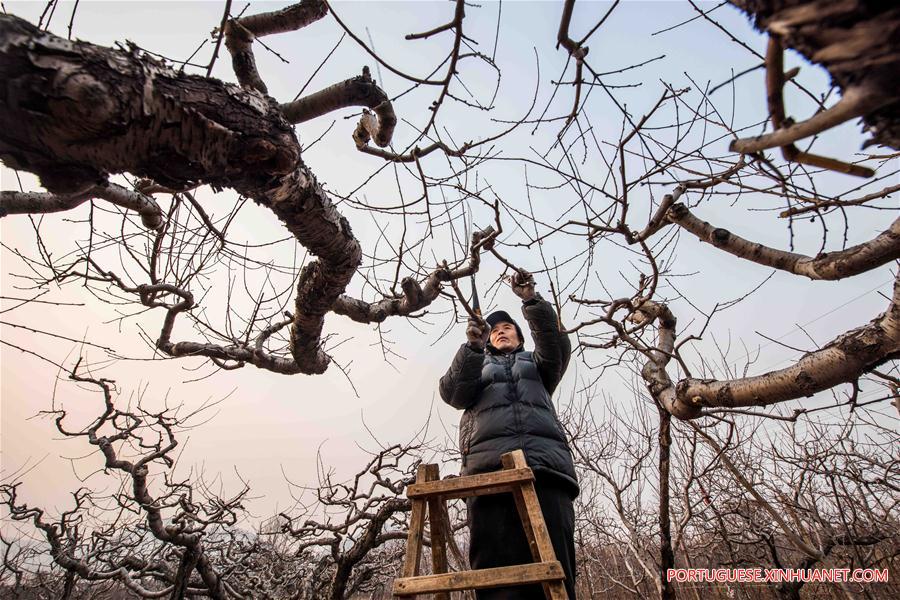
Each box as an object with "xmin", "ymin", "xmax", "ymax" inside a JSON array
[{"xmin": 1, "ymin": 0, "xmax": 897, "ymax": 528}]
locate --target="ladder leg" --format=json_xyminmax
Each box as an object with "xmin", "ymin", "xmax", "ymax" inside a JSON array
[
  {"xmin": 501, "ymin": 454, "xmax": 541, "ymax": 562},
  {"xmin": 442, "ymin": 501, "xmax": 467, "ymax": 571},
  {"xmin": 424, "ymin": 464, "xmax": 449, "ymax": 600},
  {"xmin": 400, "ymin": 465, "xmax": 431, "ymax": 598},
  {"xmin": 502, "ymin": 451, "xmax": 569, "ymax": 600}
]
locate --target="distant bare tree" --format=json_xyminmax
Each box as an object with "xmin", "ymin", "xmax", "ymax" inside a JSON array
[
  {"xmin": 0, "ymin": 361, "xmax": 252, "ymax": 598},
  {"xmin": 561, "ymin": 384, "xmax": 900, "ymax": 599},
  {"xmin": 275, "ymin": 441, "xmax": 419, "ymax": 600},
  {"xmin": 0, "ymin": 364, "xmax": 439, "ymax": 599}
]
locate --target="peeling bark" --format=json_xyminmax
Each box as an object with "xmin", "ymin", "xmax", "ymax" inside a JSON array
[
  {"xmin": 667, "ymin": 203, "xmax": 900, "ymax": 280},
  {"xmin": 259, "ymin": 168, "xmax": 362, "ymax": 373},
  {"xmin": 0, "ymin": 15, "xmax": 298, "ymax": 194},
  {"xmin": 0, "ymin": 13, "xmax": 478, "ymax": 375},
  {"xmin": 332, "ymin": 275, "xmax": 438, "ymax": 323}
]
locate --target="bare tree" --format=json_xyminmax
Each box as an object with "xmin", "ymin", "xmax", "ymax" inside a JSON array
[
  {"xmin": 2, "ymin": 1, "xmax": 899, "ymax": 599},
  {"xmin": 1, "ymin": 361, "xmax": 251, "ymax": 598},
  {"xmin": 0, "ymin": 362, "xmax": 440, "ymax": 599},
  {"xmin": 0, "ymin": 0, "xmax": 504, "ymax": 379},
  {"xmin": 275, "ymin": 441, "xmax": 419, "ymax": 600},
  {"xmin": 561, "ymin": 384, "xmax": 899, "ymax": 599},
  {"xmin": 1, "ymin": 0, "xmax": 896, "ymax": 409}
]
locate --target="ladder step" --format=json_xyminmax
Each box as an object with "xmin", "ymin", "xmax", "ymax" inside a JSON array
[
  {"xmin": 406, "ymin": 467, "xmax": 534, "ymax": 499},
  {"xmin": 393, "ymin": 561, "xmax": 564, "ymax": 595}
]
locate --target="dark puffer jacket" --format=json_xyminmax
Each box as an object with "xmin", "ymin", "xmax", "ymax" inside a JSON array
[{"xmin": 439, "ymin": 295, "xmax": 578, "ymax": 498}]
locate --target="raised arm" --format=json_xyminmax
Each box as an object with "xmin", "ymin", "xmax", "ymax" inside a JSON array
[
  {"xmin": 510, "ymin": 271, "xmax": 570, "ymax": 394},
  {"xmin": 439, "ymin": 318, "xmax": 487, "ymax": 409},
  {"xmin": 439, "ymin": 344, "xmax": 485, "ymax": 409},
  {"xmin": 521, "ymin": 294, "xmax": 568, "ymax": 394}
]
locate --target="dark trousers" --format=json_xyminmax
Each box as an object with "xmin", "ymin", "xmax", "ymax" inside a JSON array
[{"xmin": 467, "ymin": 478, "xmax": 576, "ymax": 599}]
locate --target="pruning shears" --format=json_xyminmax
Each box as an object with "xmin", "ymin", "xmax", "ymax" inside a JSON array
[{"xmin": 467, "ymin": 206, "xmax": 483, "ymax": 320}]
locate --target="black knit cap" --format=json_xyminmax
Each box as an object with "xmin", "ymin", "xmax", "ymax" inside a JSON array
[{"xmin": 485, "ymin": 310, "xmax": 525, "ymax": 348}]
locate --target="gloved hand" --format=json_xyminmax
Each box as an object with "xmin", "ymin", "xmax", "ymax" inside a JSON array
[
  {"xmin": 510, "ymin": 270, "xmax": 535, "ymax": 301},
  {"xmin": 465, "ymin": 317, "xmax": 489, "ymax": 349}
]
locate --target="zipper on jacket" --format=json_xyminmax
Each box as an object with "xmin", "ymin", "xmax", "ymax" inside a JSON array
[{"xmin": 507, "ymin": 354, "xmax": 526, "ymax": 454}]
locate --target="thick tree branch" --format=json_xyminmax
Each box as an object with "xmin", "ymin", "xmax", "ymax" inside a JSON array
[
  {"xmin": 730, "ymin": 0, "xmax": 900, "ymax": 150},
  {"xmin": 265, "ymin": 168, "xmax": 362, "ymax": 373},
  {"xmin": 633, "ymin": 185, "xmax": 685, "ymax": 242},
  {"xmin": 730, "ymin": 85, "xmax": 889, "ymax": 155},
  {"xmin": 0, "ymin": 14, "xmax": 299, "ymax": 194},
  {"xmin": 681, "ymin": 274, "xmax": 900, "ymax": 415},
  {"xmin": 279, "ymin": 67, "xmax": 396, "ymax": 147},
  {"xmin": 667, "ymin": 203, "xmax": 900, "ymax": 280},
  {"xmin": 223, "ymin": 0, "xmax": 329, "ymax": 94},
  {"xmin": 759, "ymin": 34, "xmax": 873, "ymax": 178},
  {"xmin": 1, "ymin": 182, "xmax": 163, "ymax": 229},
  {"xmin": 332, "ymin": 226, "xmax": 496, "ymax": 323},
  {"xmin": 0, "ymin": 14, "xmax": 366, "ymax": 375},
  {"xmin": 637, "ymin": 275, "xmax": 900, "ymax": 418}
]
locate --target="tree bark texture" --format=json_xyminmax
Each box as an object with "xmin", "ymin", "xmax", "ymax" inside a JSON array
[
  {"xmin": 640, "ymin": 275, "xmax": 900, "ymax": 419},
  {"xmin": 224, "ymin": 0, "xmax": 329, "ymax": 94},
  {"xmin": 657, "ymin": 407, "xmax": 676, "ymax": 600},
  {"xmin": 667, "ymin": 203, "xmax": 900, "ymax": 280},
  {"xmin": 0, "ymin": 182, "xmax": 163, "ymax": 229},
  {"xmin": 672, "ymin": 274, "xmax": 900, "ymax": 416},
  {"xmin": 0, "ymin": 16, "xmax": 297, "ymax": 193},
  {"xmin": 280, "ymin": 68, "xmax": 397, "ymax": 149},
  {"xmin": 730, "ymin": 0, "xmax": 900, "ymax": 150},
  {"xmin": 0, "ymin": 14, "xmax": 360, "ymax": 374}
]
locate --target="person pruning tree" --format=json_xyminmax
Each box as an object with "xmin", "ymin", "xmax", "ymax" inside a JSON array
[{"xmin": 439, "ymin": 270, "xmax": 578, "ymax": 599}]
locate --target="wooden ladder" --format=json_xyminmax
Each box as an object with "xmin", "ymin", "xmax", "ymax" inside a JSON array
[{"xmin": 393, "ymin": 450, "xmax": 567, "ymax": 599}]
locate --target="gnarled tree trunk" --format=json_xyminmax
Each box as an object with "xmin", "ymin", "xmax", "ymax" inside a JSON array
[{"xmin": 0, "ymin": 13, "xmax": 358, "ymax": 374}]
